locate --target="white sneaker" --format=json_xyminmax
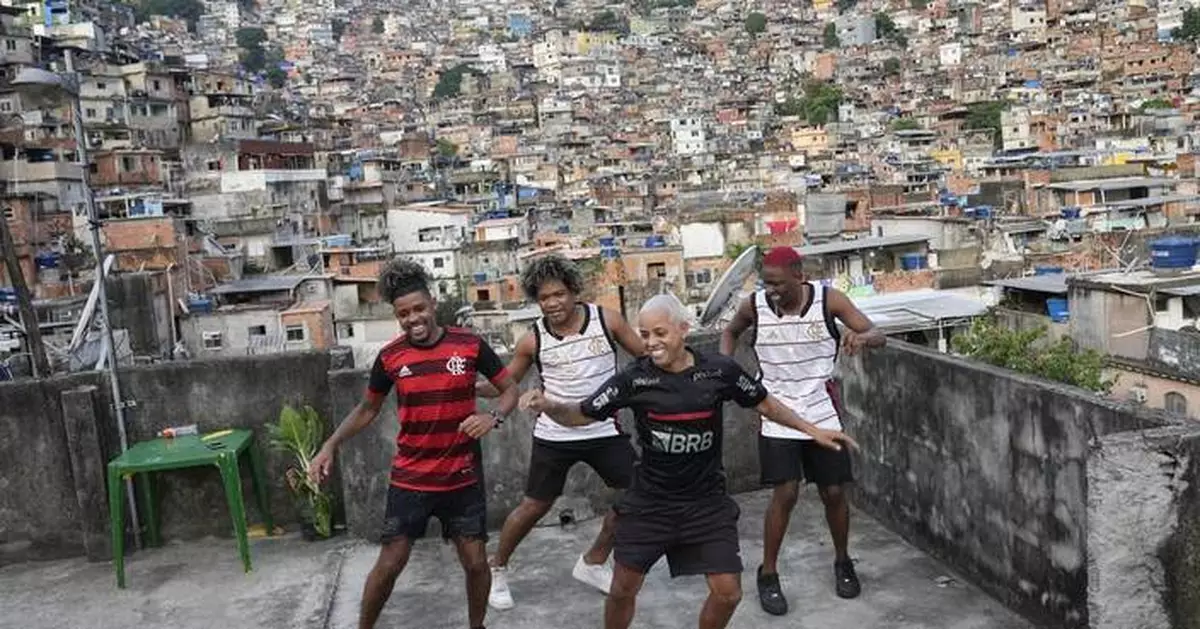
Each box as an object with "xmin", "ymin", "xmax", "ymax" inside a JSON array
[
  {"xmin": 572, "ymin": 555, "xmax": 613, "ymax": 595},
  {"xmin": 489, "ymin": 565, "xmax": 514, "ymax": 610}
]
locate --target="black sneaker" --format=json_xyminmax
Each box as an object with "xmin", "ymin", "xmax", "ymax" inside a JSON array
[
  {"xmin": 756, "ymin": 565, "xmax": 788, "ymax": 616},
  {"xmin": 835, "ymin": 559, "xmax": 861, "ymax": 599}
]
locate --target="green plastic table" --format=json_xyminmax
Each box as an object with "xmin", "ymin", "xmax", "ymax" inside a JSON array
[{"xmin": 106, "ymin": 428, "xmax": 273, "ymax": 588}]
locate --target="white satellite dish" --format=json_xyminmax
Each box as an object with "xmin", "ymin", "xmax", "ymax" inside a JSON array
[{"xmin": 699, "ymin": 245, "xmax": 759, "ymax": 328}]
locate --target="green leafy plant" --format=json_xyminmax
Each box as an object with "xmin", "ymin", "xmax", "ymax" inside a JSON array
[
  {"xmin": 952, "ymin": 317, "xmax": 1113, "ymax": 393},
  {"xmin": 266, "ymin": 405, "xmax": 333, "ymax": 539}
]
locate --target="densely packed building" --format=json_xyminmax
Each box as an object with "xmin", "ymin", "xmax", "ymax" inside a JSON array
[{"xmin": 8, "ymin": 0, "xmax": 1200, "ymax": 417}]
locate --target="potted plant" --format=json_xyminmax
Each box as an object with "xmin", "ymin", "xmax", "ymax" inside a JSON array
[{"xmin": 266, "ymin": 404, "xmax": 333, "ymax": 540}]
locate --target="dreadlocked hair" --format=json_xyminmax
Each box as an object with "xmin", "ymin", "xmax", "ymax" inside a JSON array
[
  {"xmin": 377, "ymin": 257, "xmax": 431, "ymax": 303},
  {"xmin": 520, "ymin": 254, "xmax": 585, "ymax": 301}
]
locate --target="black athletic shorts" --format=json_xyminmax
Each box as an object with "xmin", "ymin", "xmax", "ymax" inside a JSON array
[
  {"xmin": 613, "ymin": 496, "xmax": 742, "ymax": 577},
  {"xmin": 525, "ymin": 435, "xmax": 637, "ymax": 502},
  {"xmin": 759, "ymin": 436, "xmax": 855, "ymax": 488},
  {"xmin": 380, "ymin": 482, "xmax": 487, "ymax": 543}
]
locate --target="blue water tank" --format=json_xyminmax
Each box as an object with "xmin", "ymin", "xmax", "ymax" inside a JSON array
[
  {"xmin": 1061, "ymin": 207, "xmax": 1081, "ymax": 219},
  {"xmin": 1047, "ymin": 297, "xmax": 1069, "ymax": 322},
  {"xmin": 600, "ymin": 247, "xmax": 620, "ymax": 260},
  {"xmin": 645, "ymin": 235, "xmax": 665, "ymax": 248},
  {"xmin": 189, "ymin": 298, "xmax": 213, "ymax": 314},
  {"xmin": 973, "ymin": 206, "xmax": 993, "ymax": 220},
  {"xmin": 900, "ymin": 253, "xmax": 928, "ymax": 270},
  {"xmin": 1150, "ymin": 237, "xmax": 1198, "ymax": 270},
  {"xmin": 598, "ymin": 236, "xmax": 616, "ymax": 247},
  {"xmin": 1034, "ymin": 266, "xmax": 1064, "ymax": 276},
  {"xmin": 34, "ymin": 252, "xmax": 60, "ymax": 269}
]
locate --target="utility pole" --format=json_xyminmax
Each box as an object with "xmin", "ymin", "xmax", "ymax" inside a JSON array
[{"xmin": 0, "ymin": 205, "xmax": 51, "ymax": 377}]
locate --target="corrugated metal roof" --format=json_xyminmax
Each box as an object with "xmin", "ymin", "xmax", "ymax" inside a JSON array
[
  {"xmin": 209, "ymin": 276, "xmax": 307, "ymax": 295},
  {"xmin": 796, "ymin": 234, "xmax": 930, "ymax": 256},
  {"xmin": 983, "ymin": 274, "xmax": 1069, "ymax": 295},
  {"xmin": 851, "ymin": 289, "xmax": 988, "ymax": 331}
]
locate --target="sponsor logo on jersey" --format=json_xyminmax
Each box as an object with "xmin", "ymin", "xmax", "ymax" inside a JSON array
[{"xmin": 650, "ymin": 429, "xmax": 714, "ymax": 454}]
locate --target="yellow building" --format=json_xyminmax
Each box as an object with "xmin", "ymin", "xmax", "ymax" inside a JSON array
[
  {"xmin": 791, "ymin": 126, "xmax": 829, "ymax": 156},
  {"xmin": 572, "ymin": 31, "xmax": 618, "ymax": 55},
  {"xmin": 930, "ymin": 148, "xmax": 964, "ymax": 172}
]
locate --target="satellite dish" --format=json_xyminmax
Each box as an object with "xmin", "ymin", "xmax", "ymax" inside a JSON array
[{"xmin": 699, "ymin": 245, "xmax": 759, "ymax": 328}]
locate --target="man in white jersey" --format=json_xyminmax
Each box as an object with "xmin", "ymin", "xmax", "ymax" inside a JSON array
[
  {"xmin": 478, "ymin": 254, "xmax": 645, "ymax": 610},
  {"xmin": 719, "ymin": 246, "xmax": 885, "ymax": 615}
]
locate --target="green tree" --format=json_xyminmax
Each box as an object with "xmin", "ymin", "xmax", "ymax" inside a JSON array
[
  {"xmin": 1174, "ymin": 7, "xmax": 1200, "ymax": 41},
  {"xmin": 952, "ymin": 318, "xmax": 1112, "ymax": 393},
  {"xmin": 132, "ymin": 0, "xmax": 205, "ymax": 30},
  {"xmin": 875, "ymin": 12, "xmax": 897, "ymax": 39},
  {"xmin": 823, "ymin": 22, "xmax": 839, "ymax": 48},
  {"xmin": 910, "ymin": 0, "xmax": 928, "ymax": 8},
  {"xmin": 745, "ymin": 11, "xmax": 767, "ymax": 36},
  {"xmin": 266, "ymin": 65, "xmax": 288, "ymax": 89},
  {"xmin": 235, "ymin": 26, "xmax": 267, "ymax": 50},
  {"xmin": 436, "ymin": 138, "xmax": 459, "ymax": 158},
  {"xmin": 432, "ymin": 63, "xmax": 476, "ymax": 99},
  {"xmin": 964, "ymin": 101, "xmax": 1007, "ymax": 148},
  {"xmin": 883, "ymin": 57, "xmax": 901, "ymax": 76},
  {"xmin": 587, "ymin": 9, "xmax": 628, "ymax": 32},
  {"xmin": 801, "ymin": 81, "xmax": 842, "ymax": 125},
  {"xmin": 891, "ymin": 118, "xmax": 921, "ymax": 131},
  {"xmin": 372, "ymin": 15, "xmax": 385, "ymax": 34},
  {"xmin": 1140, "ymin": 97, "xmax": 1174, "ymax": 111}
]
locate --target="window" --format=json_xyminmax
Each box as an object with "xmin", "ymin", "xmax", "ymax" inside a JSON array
[
  {"xmin": 336, "ymin": 323, "xmax": 355, "ymax": 339},
  {"xmin": 285, "ymin": 325, "xmax": 307, "ymax": 342},
  {"xmin": 121, "ymin": 156, "xmax": 136, "ymax": 172},
  {"xmin": 418, "ymin": 227, "xmax": 442, "ymax": 242},
  {"xmin": 247, "ymin": 325, "xmax": 267, "ymax": 337},
  {"xmin": 477, "ymin": 289, "xmax": 492, "ymax": 301},
  {"xmin": 85, "ymin": 108, "xmax": 96, "ymax": 118},
  {"xmin": 95, "ymin": 82, "xmax": 106, "ymax": 91},
  {"xmin": 648, "ymin": 262, "xmax": 667, "ymax": 279},
  {"xmin": 206, "ymin": 159, "xmax": 220, "ymax": 171},
  {"xmin": 152, "ymin": 79, "xmax": 161, "ymax": 91},
  {"xmin": 0, "ymin": 102, "xmax": 9, "ymax": 112},
  {"xmin": 1166, "ymin": 392, "xmax": 1188, "ymax": 416},
  {"xmin": 202, "ymin": 332, "xmax": 223, "ymax": 350},
  {"xmin": 433, "ymin": 257, "xmax": 444, "ymax": 269},
  {"xmin": 4, "ymin": 40, "xmax": 15, "ymax": 51},
  {"xmin": 3, "ymin": 207, "xmax": 13, "ymax": 220}
]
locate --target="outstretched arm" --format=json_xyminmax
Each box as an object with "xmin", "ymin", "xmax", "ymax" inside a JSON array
[
  {"xmin": 755, "ymin": 395, "xmax": 857, "ymax": 452},
  {"xmin": 310, "ymin": 356, "xmax": 390, "ymax": 483},
  {"xmin": 601, "ymin": 306, "xmax": 646, "ymax": 357},
  {"xmin": 719, "ymin": 297, "xmax": 755, "ymax": 356},
  {"xmin": 477, "ymin": 333, "xmax": 536, "ymax": 398},
  {"xmin": 523, "ymin": 368, "xmax": 633, "ymax": 427},
  {"xmin": 827, "ymin": 289, "xmax": 885, "ymax": 356},
  {"xmin": 520, "ymin": 391, "xmax": 596, "ymax": 426}
]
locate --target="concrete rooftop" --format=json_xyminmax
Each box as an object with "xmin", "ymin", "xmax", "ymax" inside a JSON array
[{"xmin": 0, "ymin": 490, "xmax": 1031, "ymax": 629}]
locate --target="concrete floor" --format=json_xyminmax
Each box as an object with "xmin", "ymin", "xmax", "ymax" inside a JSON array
[{"xmin": 1, "ymin": 490, "xmax": 1031, "ymax": 629}]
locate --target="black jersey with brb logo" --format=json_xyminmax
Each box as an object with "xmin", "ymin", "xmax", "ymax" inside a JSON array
[{"xmin": 580, "ymin": 348, "xmax": 768, "ymax": 509}]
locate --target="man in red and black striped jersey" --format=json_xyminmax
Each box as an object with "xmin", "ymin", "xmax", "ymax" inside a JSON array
[
  {"xmin": 521, "ymin": 295, "xmax": 856, "ymax": 629},
  {"xmin": 309, "ymin": 258, "xmax": 519, "ymax": 629}
]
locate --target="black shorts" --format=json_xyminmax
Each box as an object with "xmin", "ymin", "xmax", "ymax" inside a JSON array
[
  {"xmin": 759, "ymin": 436, "xmax": 855, "ymax": 488},
  {"xmin": 613, "ymin": 496, "xmax": 742, "ymax": 577},
  {"xmin": 525, "ymin": 435, "xmax": 637, "ymax": 502},
  {"xmin": 380, "ymin": 482, "xmax": 487, "ymax": 543}
]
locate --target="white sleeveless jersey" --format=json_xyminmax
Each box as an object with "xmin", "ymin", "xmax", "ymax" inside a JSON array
[
  {"xmin": 752, "ymin": 284, "xmax": 841, "ymax": 440},
  {"xmin": 533, "ymin": 303, "xmax": 622, "ymax": 441}
]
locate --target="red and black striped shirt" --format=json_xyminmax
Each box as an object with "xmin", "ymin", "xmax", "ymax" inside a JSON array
[{"xmin": 367, "ymin": 327, "xmax": 508, "ymax": 492}]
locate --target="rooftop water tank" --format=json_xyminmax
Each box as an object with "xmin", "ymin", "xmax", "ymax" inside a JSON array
[{"xmin": 1150, "ymin": 237, "xmax": 1197, "ymax": 270}]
